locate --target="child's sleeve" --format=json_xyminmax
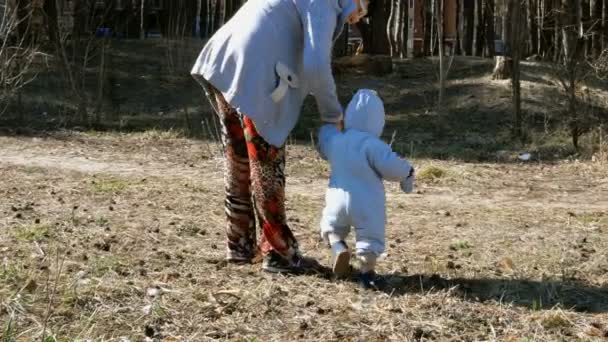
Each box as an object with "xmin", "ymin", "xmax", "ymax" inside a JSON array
[
  {"xmin": 318, "ymin": 124, "xmax": 340, "ymax": 160},
  {"xmin": 365, "ymin": 138, "xmax": 413, "ymax": 182}
]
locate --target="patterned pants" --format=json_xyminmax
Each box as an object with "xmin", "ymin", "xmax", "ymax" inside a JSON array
[{"xmin": 202, "ymin": 81, "xmax": 299, "ymax": 262}]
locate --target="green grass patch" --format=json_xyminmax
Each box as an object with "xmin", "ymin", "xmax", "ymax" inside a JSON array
[
  {"xmin": 14, "ymin": 223, "xmax": 51, "ymax": 242},
  {"xmin": 539, "ymin": 312, "xmax": 572, "ymax": 330},
  {"xmin": 449, "ymin": 240, "xmax": 472, "ymax": 251},
  {"xmin": 2, "ymin": 316, "xmax": 16, "ymax": 342},
  {"xmin": 137, "ymin": 128, "xmax": 184, "ymax": 141},
  {"xmin": 95, "ymin": 216, "xmax": 110, "ymax": 226},
  {"xmin": 575, "ymin": 212, "xmax": 604, "ymax": 224},
  {"xmin": 417, "ymin": 166, "xmax": 449, "ymax": 182},
  {"xmin": 91, "ymin": 178, "xmax": 129, "ymax": 194},
  {"xmin": 91, "ymin": 256, "xmax": 124, "ymax": 276}
]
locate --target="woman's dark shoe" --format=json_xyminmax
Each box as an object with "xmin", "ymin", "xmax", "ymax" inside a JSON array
[
  {"xmin": 262, "ymin": 251, "xmax": 322, "ymax": 274},
  {"xmin": 226, "ymin": 250, "xmax": 253, "ymax": 264}
]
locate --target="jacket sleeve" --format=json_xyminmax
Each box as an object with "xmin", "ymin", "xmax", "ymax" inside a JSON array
[
  {"xmin": 365, "ymin": 138, "xmax": 413, "ymax": 182},
  {"xmin": 318, "ymin": 124, "xmax": 340, "ymax": 160},
  {"xmin": 301, "ymin": 0, "xmax": 343, "ymax": 123}
]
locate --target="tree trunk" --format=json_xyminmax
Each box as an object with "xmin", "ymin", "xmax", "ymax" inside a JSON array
[
  {"xmin": 528, "ymin": 0, "xmax": 539, "ymax": 55},
  {"xmin": 44, "ymin": 0, "xmax": 59, "ymax": 46},
  {"xmin": 484, "ymin": 0, "xmax": 496, "ymax": 57},
  {"xmin": 581, "ymin": 0, "xmax": 591, "ymax": 56},
  {"xmin": 602, "ymin": 0, "xmax": 608, "ymax": 51},
  {"xmin": 221, "ymin": 0, "xmax": 227, "ymax": 27},
  {"xmin": 140, "ymin": 0, "xmax": 145, "ymax": 39},
  {"xmin": 537, "ymin": 0, "xmax": 544, "ymax": 55},
  {"xmin": 464, "ymin": 0, "xmax": 475, "ymax": 54},
  {"xmin": 370, "ymin": 0, "xmax": 391, "ymax": 54},
  {"xmin": 437, "ymin": 0, "xmax": 446, "ymax": 111},
  {"xmin": 72, "ymin": 0, "xmax": 88, "ymax": 38},
  {"xmin": 560, "ymin": 0, "xmax": 583, "ymax": 149},
  {"xmin": 387, "ymin": 0, "xmax": 396, "ymax": 56},
  {"xmin": 15, "ymin": 0, "xmax": 30, "ymax": 40},
  {"xmin": 492, "ymin": 56, "xmax": 512, "ymax": 78},
  {"xmin": 540, "ymin": 0, "xmax": 552, "ymax": 57},
  {"xmin": 493, "ymin": 0, "xmax": 510, "ymax": 78},
  {"xmin": 397, "ymin": 0, "xmax": 408, "ymax": 58},
  {"xmin": 511, "ymin": 0, "xmax": 526, "ymax": 140},
  {"xmin": 592, "ymin": 0, "xmax": 602, "ymax": 57},
  {"xmin": 424, "ymin": 0, "xmax": 432, "ymax": 55},
  {"xmin": 475, "ymin": 0, "xmax": 484, "ymax": 55},
  {"xmin": 387, "ymin": 0, "xmax": 408, "ymax": 57},
  {"xmin": 214, "ymin": 0, "xmax": 222, "ymax": 34},
  {"xmin": 333, "ymin": 25, "xmax": 349, "ymax": 57},
  {"xmin": 205, "ymin": 0, "xmax": 212, "ymax": 36},
  {"xmin": 430, "ymin": 0, "xmax": 436, "ymax": 54},
  {"xmin": 356, "ymin": 21, "xmax": 372, "ymax": 53},
  {"xmin": 458, "ymin": 0, "xmax": 465, "ymax": 54},
  {"xmin": 196, "ymin": 0, "xmax": 202, "ymax": 37},
  {"xmin": 554, "ymin": 0, "xmax": 562, "ymax": 61}
]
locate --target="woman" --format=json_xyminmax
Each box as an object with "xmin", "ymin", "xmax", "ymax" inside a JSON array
[{"xmin": 191, "ymin": 0, "xmax": 369, "ymax": 273}]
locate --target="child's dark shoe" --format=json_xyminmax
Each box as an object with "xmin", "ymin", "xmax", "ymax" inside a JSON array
[{"xmin": 358, "ymin": 271, "xmax": 387, "ymax": 290}]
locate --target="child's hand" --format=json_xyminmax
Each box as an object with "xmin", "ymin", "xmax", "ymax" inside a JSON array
[{"xmin": 400, "ymin": 167, "xmax": 415, "ymax": 193}]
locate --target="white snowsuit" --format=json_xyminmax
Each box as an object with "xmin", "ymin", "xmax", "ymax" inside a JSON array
[{"xmin": 319, "ymin": 89, "xmax": 414, "ymax": 256}]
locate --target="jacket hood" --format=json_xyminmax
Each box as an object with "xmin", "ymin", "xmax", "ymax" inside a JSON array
[{"xmin": 345, "ymin": 89, "xmax": 385, "ymax": 137}]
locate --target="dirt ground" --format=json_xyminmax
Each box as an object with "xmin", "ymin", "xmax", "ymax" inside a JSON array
[{"xmin": 1, "ymin": 130, "xmax": 607, "ymax": 341}]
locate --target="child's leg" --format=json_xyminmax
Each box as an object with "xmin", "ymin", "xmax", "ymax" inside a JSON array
[
  {"xmin": 354, "ymin": 223, "xmax": 385, "ymax": 273},
  {"xmin": 320, "ymin": 200, "xmax": 351, "ymax": 277},
  {"xmin": 354, "ymin": 221, "xmax": 387, "ymax": 288},
  {"xmin": 320, "ymin": 191, "xmax": 350, "ymax": 245}
]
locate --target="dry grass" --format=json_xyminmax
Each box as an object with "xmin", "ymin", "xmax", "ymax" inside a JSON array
[{"xmin": 1, "ymin": 132, "xmax": 607, "ymax": 341}]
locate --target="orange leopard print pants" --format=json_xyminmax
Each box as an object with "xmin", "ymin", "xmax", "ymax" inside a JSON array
[{"xmin": 202, "ymin": 81, "xmax": 299, "ymax": 262}]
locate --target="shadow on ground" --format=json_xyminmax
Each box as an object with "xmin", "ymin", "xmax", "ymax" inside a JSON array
[
  {"xmin": 209, "ymin": 254, "xmax": 608, "ymax": 313},
  {"xmin": 354, "ymin": 272, "xmax": 608, "ymax": 313}
]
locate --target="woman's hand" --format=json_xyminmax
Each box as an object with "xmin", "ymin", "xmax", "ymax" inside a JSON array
[
  {"xmin": 336, "ymin": 119, "xmax": 344, "ymax": 131},
  {"xmin": 347, "ymin": 0, "xmax": 370, "ymax": 24}
]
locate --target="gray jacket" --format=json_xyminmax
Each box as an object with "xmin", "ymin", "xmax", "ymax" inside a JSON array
[{"xmin": 191, "ymin": 0, "xmax": 356, "ymax": 147}]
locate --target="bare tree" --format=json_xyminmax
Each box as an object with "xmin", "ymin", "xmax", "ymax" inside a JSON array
[
  {"xmin": 140, "ymin": 0, "xmax": 145, "ymax": 39},
  {"xmin": 527, "ymin": 0, "xmax": 538, "ymax": 54},
  {"xmin": 483, "ymin": 0, "xmax": 495, "ymax": 56},
  {"xmin": 437, "ymin": 0, "xmax": 445, "ymax": 106},
  {"xmin": 0, "ymin": 0, "xmax": 39, "ymax": 118},
  {"xmin": 463, "ymin": 0, "xmax": 475, "ymax": 55},
  {"xmin": 52, "ymin": 0, "xmax": 113, "ymax": 125},
  {"xmin": 493, "ymin": 0, "xmax": 512, "ymax": 79},
  {"xmin": 387, "ymin": 0, "xmax": 408, "ymax": 57},
  {"xmin": 591, "ymin": 0, "xmax": 602, "ymax": 57},
  {"xmin": 457, "ymin": 0, "xmax": 465, "ymax": 54},
  {"xmin": 553, "ymin": 0, "xmax": 589, "ymax": 149},
  {"xmin": 196, "ymin": 0, "xmax": 202, "ymax": 37},
  {"xmin": 510, "ymin": 0, "xmax": 528, "ymax": 140},
  {"xmin": 436, "ymin": 0, "xmax": 455, "ymax": 112}
]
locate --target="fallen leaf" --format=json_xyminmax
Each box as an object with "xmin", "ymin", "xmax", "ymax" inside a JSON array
[
  {"xmin": 504, "ymin": 335, "xmax": 520, "ymax": 342},
  {"xmin": 496, "ymin": 257, "xmax": 515, "ymax": 274},
  {"xmin": 585, "ymin": 326, "xmax": 602, "ymax": 337},
  {"xmin": 23, "ymin": 279, "xmax": 37, "ymax": 292}
]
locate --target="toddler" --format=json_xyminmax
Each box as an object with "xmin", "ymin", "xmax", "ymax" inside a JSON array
[{"xmin": 318, "ymin": 89, "xmax": 414, "ymax": 288}]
